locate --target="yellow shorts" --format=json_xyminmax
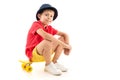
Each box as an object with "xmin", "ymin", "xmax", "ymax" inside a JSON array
[{"xmin": 31, "ymin": 47, "xmax": 53, "ymax": 62}]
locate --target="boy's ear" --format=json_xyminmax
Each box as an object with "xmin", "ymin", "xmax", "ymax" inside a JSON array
[{"xmin": 37, "ymin": 14, "xmax": 41, "ymax": 19}]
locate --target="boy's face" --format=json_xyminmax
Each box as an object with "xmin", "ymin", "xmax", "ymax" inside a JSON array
[{"xmin": 37, "ymin": 9, "xmax": 54, "ymax": 26}]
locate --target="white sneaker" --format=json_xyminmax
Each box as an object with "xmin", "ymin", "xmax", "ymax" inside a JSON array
[
  {"xmin": 44, "ymin": 62, "xmax": 62, "ymax": 76},
  {"xmin": 54, "ymin": 63, "xmax": 68, "ymax": 72}
]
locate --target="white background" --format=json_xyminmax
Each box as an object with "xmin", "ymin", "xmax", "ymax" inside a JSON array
[{"xmin": 0, "ymin": 0, "xmax": 120, "ymax": 80}]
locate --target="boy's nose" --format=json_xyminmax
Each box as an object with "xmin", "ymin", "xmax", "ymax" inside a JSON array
[
  {"xmin": 48, "ymin": 16, "xmax": 52, "ymax": 20},
  {"xmin": 47, "ymin": 16, "xmax": 50, "ymax": 19}
]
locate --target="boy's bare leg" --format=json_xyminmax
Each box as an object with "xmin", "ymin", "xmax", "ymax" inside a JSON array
[
  {"xmin": 52, "ymin": 37, "xmax": 65, "ymax": 63},
  {"xmin": 52, "ymin": 45, "xmax": 63, "ymax": 63},
  {"xmin": 36, "ymin": 37, "xmax": 65, "ymax": 65},
  {"xmin": 36, "ymin": 40, "xmax": 62, "ymax": 75},
  {"xmin": 52, "ymin": 37, "xmax": 68, "ymax": 72},
  {"xmin": 36, "ymin": 40, "xmax": 52, "ymax": 65}
]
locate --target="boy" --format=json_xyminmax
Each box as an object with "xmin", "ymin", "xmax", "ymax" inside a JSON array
[{"xmin": 25, "ymin": 3, "xmax": 71, "ymax": 76}]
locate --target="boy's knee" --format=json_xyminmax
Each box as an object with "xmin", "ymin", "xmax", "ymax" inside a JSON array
[
  {"xmin": 37, "ymin": 40, "xmax": 52, "ymax": 50},
  {"xmin": 58, "ymin": 36, "xmax": 64, "ymax": 42},
  {"xmin": 44, "ymin": 40, "xmax": 52, "ymax": 48}
]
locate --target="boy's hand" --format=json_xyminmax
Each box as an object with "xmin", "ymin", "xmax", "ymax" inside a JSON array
[
  {"xmin": 64, "ymin": 49, "xmax": 70, "ymax": 55},
  {"xmin": 64, "ymin": 45, "xmax": 72, "ymax": 55}
]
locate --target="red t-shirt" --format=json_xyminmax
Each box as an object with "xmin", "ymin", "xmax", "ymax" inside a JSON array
[{"xmin": 25, "ymin": 21, "xmax": 58, "ymax": 59}]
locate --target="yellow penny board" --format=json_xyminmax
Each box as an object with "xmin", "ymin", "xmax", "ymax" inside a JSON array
[{"xmin": 19, "ymin": 60, "xmax": 33, "ymax": 72}]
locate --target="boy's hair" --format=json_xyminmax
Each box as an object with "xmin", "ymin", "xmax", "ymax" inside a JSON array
[{"xmin": 36, "ymin": 4, "xmax": 58, "ymax": 21}]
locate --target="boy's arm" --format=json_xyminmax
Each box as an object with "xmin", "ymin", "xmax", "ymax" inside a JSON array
[
  {"xmin": 36, "ymin": 28, "xmax": 53, "ymax": 41},
  {"xmin": 56, "ymin": 31, "xmax": 72, "ymax": 55},
  {"xmin": 36, "ymin": 28, "xmax": 70, "ymax": 49},
  {"xmin": 57, "ymin": 31, "xmax": 71, "ymax": 55},
  {"xmin": 56, "ymin": 31, "xmax": 69, "ymax": 44}
]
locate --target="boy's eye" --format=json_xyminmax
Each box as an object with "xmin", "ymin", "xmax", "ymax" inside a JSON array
[
  {"xmin": 45, "ymin": 14, "xmax": 48, "ymax": 16},
  {"xmin": 44, "ymin": 13, "xmax": 53, "ymax": 18}
]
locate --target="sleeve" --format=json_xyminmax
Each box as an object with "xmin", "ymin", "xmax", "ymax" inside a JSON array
[
  {"xmin": 31, "ymin": 22, "xmax": 42, "ymax": 35},
  {"xmin": 50, "ymin": 26, "xmax": 58, "ymax": 35},
  {"xmin": 53, "ymin": 28, "xmax": 58, "ymax": 35}
]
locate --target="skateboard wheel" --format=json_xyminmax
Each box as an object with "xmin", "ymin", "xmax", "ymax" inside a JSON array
[
  {"xmin": 21, "ymin": 63, "xmax": 26, "ymax": 70},
  {"xmin": 25, "ymin": 66, "xmax": 32, "ymax": 72}
]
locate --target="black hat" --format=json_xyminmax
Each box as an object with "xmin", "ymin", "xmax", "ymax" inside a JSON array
[{"xmin": 36, "ymin": 4, "xmax": 58, "ymax": 21}]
